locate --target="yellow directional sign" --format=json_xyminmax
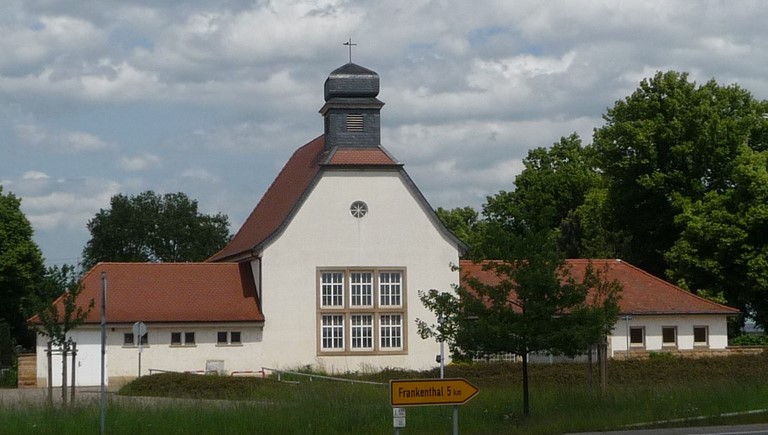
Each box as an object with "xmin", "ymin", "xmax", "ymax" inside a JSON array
[{"xmin": 390, "ymin": 378, "xmax": 479, "ymax": 407}]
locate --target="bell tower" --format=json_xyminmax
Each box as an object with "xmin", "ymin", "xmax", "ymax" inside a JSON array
[{"xmin": 319, "ymin": 63, "xmax": 384, "ymax": 151}]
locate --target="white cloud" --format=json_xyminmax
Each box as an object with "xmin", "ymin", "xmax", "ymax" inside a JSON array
[
  {"xmin": 119, "ymin": 153, "xmax": 162, "ymax": 171},
  {"xmin": 15, "ymin": 122, "xmax": 116, "ymax": 152},
  {"xmin": 180, "ymin": 167, "xmax": 220, "ymax": 183},
  {"xmin": 22, "ymin": 171, "xmax": 50, "ymax": 180}
]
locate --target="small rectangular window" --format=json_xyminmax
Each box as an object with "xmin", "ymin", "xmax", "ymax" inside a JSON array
[
  {"xmin": 171, "ymin": 331, "xmax": 194, "ymax": 346},
  {"xmin": 629, "ymin": 326, "xmax": 645, "ymax": 347},
  {"xmin": 662, "ymin": 326, "xmax": 677, "ymax": 346},
  {"xmin": 217, "ymin": 331, "xmax": 242, "ymax": 345},
  {"xmin": 230, "ymin": 331, "xmax": 241, "ymax": 344},
  {"xmin": 125, "ymin": 333, "xmax": 148, "ymax": 346},
  {"xmin": 693, "ymin": 326, "xmax": 708, "ymax": 346}
]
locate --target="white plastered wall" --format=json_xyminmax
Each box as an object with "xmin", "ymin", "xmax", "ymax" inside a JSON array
[
  {"xmin": 37, "ymin": 323, "xmax": 264, "ymax": 386},
  {"xmin": 257, "ymin": 170, "xmax": 460, "ymax": 373},
  {"xmin": 608, "ymin": 314, "xmax": 730, "ymax": 357}
]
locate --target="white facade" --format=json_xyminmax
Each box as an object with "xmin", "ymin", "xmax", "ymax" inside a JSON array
[
  {"xmin": 256, "ymin": 171, "xmax": 460, "ymax": 372},
  {"xmin": 608, "ymin": 314, "xmax": 730, "ymax": 357},
  {"xmin": 37, "ymin": 323, "xmax": 264, "ymax": 387}
]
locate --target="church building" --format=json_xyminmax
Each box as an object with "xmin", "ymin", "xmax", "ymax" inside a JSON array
[
  {"xmin": 32, "ymin": 63, "xmax": 466, "ymax": 386},
  {"xmin": 31, "ymin": 63, "xmax": 738, "ymax": 388}
]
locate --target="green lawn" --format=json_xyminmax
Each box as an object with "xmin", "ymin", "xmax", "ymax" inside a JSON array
[{"xmin": 2, "ymin": 353, "xmax": 768, "ymax": 434}]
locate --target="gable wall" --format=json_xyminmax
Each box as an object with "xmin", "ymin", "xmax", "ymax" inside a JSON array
[{"xmin": 256, "ymin": 170, "xmax": 460, "ymax": 372}]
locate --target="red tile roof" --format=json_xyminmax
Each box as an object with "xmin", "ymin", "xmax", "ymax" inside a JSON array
[
  {"xmin": 324, "ymin": 147, "xmax": 398, "ymax": 165},
  {"xmin": 460, "ymin": 259, "xmax": 739, "ymax": 316},
  {"xmin": 30, "ymin": 262, "xmax": 264, "ymax": 325},
  {"xmin": 207, "ymin": 135, "xmax": 431, "ymax": 263},
  {"xmin": 207, "ymin": 136, "xmax": 325, "ymax": 262}
]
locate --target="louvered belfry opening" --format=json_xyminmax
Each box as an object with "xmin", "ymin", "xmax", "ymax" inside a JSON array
[
  {"xmin": 346, "ymin": 114, "xmax": 364, "ymax": 132},
  {"xmin": 320, "ymin": 63, "xmax": 384, "ymax": 151}
]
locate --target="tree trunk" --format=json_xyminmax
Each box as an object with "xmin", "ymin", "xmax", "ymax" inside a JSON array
[
  {"xmin": 61, "ymin": 341, "xmax": 68, "ymax": 406},
  {"xmin": 588, "ymin": 344, "xmax": 593, "ymax": 388},
  {"xmin": 46, "ymin": 341, "xmax": 53, "ymax": 406},
  {"xmin": 70, "ymin": 341, "xmax": 77, "ymax": 404},
  {"xmin": 522, "ymin": 351, "xmax": 530, "ymax": 417}
]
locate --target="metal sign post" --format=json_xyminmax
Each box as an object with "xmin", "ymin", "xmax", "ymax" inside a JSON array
[{"xmin": 132, "ymin": 322, "xmax": 147, "ymax": 377}]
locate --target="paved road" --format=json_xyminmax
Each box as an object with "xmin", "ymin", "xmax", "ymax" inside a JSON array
[{"xmin": 570, "ymin": 423, "xmax": 768, "ymax": 434}]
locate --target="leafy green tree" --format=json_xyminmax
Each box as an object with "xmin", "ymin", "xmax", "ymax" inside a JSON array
[
  {"xmin": 666, "ymin": 145, "xmax": 768, "ymax": 329},
  {"xmin": 0, "ymin": 186, "xmax": 45, "ymax": 347},
  {"xmin": 435, "ymin": 206, "xmax": 485, "ymax": 259},
  {"xmin": 82, "ymin": 191, "xmax": 231, "ymax": 269},
  {"xmin": 418, "ymin": 231, "xmax": 621, "ymax": 416},
  {"xmin": 483, "ymin": 134, "xmax": 605, "ymax": 257},
  {"xmin": 593, "ymin": 71, "xmax": 768, "ymax": 277}
]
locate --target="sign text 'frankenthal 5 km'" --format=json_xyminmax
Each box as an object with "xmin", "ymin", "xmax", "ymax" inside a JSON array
[{"xmin": 390, "ymin": 378, "xmax": 479, "ymax": 407}]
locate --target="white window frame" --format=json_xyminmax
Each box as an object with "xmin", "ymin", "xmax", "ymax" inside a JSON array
[
  {"xmin": 379, "ymin": 314, "xmax": 403, "ymax": 350},
  {"xmin": 321, "ymin": 314, "xmax": 345, "ymax": 351},
  {"xmin": 379, "ymin": 271, "xmax": 402, "ymax": 307},
  {"xmin": 350, "ymin": 272, "xmax": 373, "ymax": 307},
  {"xmin": 317, "ymin": 267, "xmax": 406, "ymax": 355},
  {"xmin": 321, "ymin": 272, "xmax": 345, "ymax": 308},
  {"xmin": 350, "ymin": 314, "xmax": 374, "ymax": 350}
]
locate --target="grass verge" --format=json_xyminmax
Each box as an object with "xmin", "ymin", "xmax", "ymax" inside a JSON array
[{"xmin": 2, "ymin": 353, "xmax": 767, "ymax": 434}]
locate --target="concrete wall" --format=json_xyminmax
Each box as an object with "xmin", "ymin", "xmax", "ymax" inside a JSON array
[{"xmin": 258, "ymin": 170, "xmax": 460, "ymax": 373}]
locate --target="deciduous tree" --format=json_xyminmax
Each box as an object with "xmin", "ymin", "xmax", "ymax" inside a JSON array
[
  {"xmin": 666, "ymin": 145, "xmax": 768, "ymax": 329},
  {"xmin": 418, "ymin": 231, "xmax": 621, "ymax": 416},
  {"xmin": 0, "ymin": 186, "xmax": 45, "ymax": 347},
  {"xmin": 81, "ymin": 191, "xmax": 231, "ymax": 269},
  {"xmin": 593, "ymin": 71, "xmax": 768, "ymax": 277}
]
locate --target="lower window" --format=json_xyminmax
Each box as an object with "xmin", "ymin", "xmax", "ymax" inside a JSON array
[
  {"xmin": 171, "ymin": 332, "xmax": 195, "ymax": 346},
  {"xmin": 629, "ymin": 326, "xmax": 645, "ymax": 347},
  {"xmin": 662, "ymin": 326, "xmax": 677, "ymax": 347},
  {"xmin": 217, "ymin": 331, "xmax": 242, "ymax": 345},
  {"xmin": 123, "ymin": 332, "xmax": 148, "ymax": 347},
  {"xmin": 693, "ymin": 326, "xmax": 709, "ymax": 346}
]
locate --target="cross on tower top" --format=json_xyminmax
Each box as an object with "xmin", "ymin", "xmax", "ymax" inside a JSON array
[{"xmin": 343, "ymin": 38, "xmax": 357, "ymax": 63}]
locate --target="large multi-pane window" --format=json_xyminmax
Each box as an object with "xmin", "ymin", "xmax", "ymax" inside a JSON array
[{"xmin": 318, "ymin": 268, "xmax": 406, "ymax": 354}]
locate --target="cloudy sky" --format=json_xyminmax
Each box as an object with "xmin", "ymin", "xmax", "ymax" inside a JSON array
[{"xmin": 2, "ymin": 1, "xmax": 767, "ymax": 267}]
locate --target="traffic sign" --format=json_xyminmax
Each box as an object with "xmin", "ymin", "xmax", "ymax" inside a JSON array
[
  {"xmin": 390, "ymin": 378, "xmax": 479, "ymax": 407},
  {"xmin": 132, "ymin": 321, "xmax": 147, "ymax": 338}
]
